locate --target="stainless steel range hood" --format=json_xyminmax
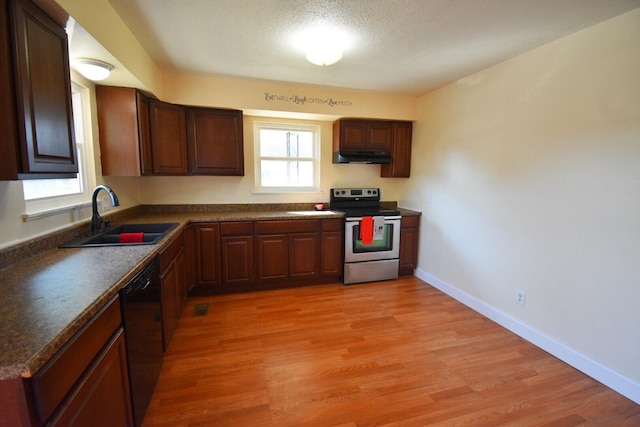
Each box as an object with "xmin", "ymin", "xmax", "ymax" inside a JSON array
[{"xmin": 332, "ymin": 150, "xmax": 392, "ymax": 164}]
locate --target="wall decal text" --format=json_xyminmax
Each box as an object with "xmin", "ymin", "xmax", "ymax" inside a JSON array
[{"xmin": 264, "ymin": 92, "xmax": 352, "ymax": 107}]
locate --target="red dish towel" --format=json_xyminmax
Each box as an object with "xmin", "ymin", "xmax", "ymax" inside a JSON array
[
  {"xmin": 360, "ymin": 216, "xmax": 373, "ymax": 245},
  {"xmin": 120, "ymin": 232, "xmax": 144, "ymax": 243}
]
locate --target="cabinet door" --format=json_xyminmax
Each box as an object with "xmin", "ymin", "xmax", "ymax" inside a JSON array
[
  {"xmin": 256, "ymin": 234, "xmax": 288, "ymax": 282},
  {"xmin": 321, "ymin": 231, "xmax": 343, "ymax": 277},
  {"xmin": 187, "ymin": 107, "xmax": 244, "ymax": 176},
  {"xmin": 49, "ymin": 330, "xmax": 134, "ymax": 427},
  {"xmin": 1, "ymin": 0, "xmax": 20, "ymax": 180},
  {"xmin": 175, "ymin": 249, "xmax": 187, "ymax": 316},
  {"xmin": 321, "ymin": 219, "xmax": 343, "ymax": 277},
  {"xmin": 183, "ymin": 224, "xmax": 196, "ymax": 295},
  {"xmin": 149, "ymin": 100, "xmax": 188, "ymax": 174},
  {"xmin": 221, "ymin": 236, "xmax": 254, "ymax": 286},
  {"xmin": 399, "ymin": 216, "xmax": 420, "ymax": 276},
  {"xmin": 381, "ymin": 121, "xmax": 412, "ymax": 178},
  {"xmin": 289, "ymin": 232, "xmax": 320, "ymax": 280},
  {"xmin": 339, "ymin": 120, "xmax": 368, "ymax": 150},
  {"xmin": 10, "ymin": 0, "xmax": 77, "ymax": 177},
  {"xmin": 137, "ymin": 93, "xmax": 153, "ymax": 175},
  {"xmin": 195, "ymin": 224, "xmax": 221, "ymax": 287},
  {"xmin": 367, "ymin": 121, "xmax": 393, "ymax": 151},
  {"xmin": 95, "ymin": 86, "xmax": 148, "ymax": 176},
  {"xmin": 161, "ymin": 260, "xmax": 179, "ymax": 350}
]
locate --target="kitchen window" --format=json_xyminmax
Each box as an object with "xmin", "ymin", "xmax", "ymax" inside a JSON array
[
  {"xmin": 254, "ymin": 121, "xmax": 320, "ymax": 193},
  {"xmin": 22, "ymin": 82, "xmax": 95, "ymax": 220}
]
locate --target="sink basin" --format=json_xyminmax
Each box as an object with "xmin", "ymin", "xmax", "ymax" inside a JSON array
[{"xmin": 60, "ymin": 223, "xmax": 179, "ymax": 248}]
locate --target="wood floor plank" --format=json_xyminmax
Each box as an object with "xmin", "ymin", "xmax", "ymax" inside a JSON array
[{"xmin": 142, "ymin": 277, "xmax": 639, "ymax": 426}]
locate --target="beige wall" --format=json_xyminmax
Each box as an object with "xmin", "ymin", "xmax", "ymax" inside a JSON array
[
  {"xmin": 138, "ymin": 115, "xmax": 400, "ymax": 205},
  {"xmin": 0, "ymin": 73, "xmax": 139, "ymax": 249},
  {"xmin": 401, "ymin": 9, "xmax": 640, "ymax": 388},
  {"xmin": 0, "ymin": 0, "xmax": 416, "ymax": 248},
  {"xmin": 1, "ymin": 0, "xmax": 638, "ymax": 402}
]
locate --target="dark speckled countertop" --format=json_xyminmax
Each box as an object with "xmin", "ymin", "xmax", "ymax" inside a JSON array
[{"xmin": 0, "ymin": 204, "xmax": 420, "ymax": 380}]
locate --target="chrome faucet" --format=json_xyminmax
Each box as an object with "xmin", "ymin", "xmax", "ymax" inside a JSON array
[{"xmin": 91, "ymin": 185, "xmax": 120, "ymax": 234}]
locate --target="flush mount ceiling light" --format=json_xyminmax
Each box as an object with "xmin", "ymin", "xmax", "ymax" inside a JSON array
[
  {"xmin": 297, "ymin": 24, "xmax": 350, "ymax": 66},
  {"xmin": 306, "ymin": 46, "xmax": 343, "ymax": 67},
  {"xmin": 74, "ymin": 58, "xmax": 113, "ymax": 81}
]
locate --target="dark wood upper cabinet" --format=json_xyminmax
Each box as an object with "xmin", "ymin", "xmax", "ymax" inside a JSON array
[
  {"xmin": 95, "ymin": 86, "xmax": 152, "ymax": 176},
  {"xmin": 381, "ymin": 121, "xmax": 413, "ymax": 178},
  {"xmin": 187, "ymin": 107, "xmax": 244, "ymax": 176},
  {"xmin": 1, "ymin": 0, "xmax": 77, "ymax": 180},
  {"xmin": 96, "ymin": 86, "xmax": 244, "ymax": 177},
  {"xmin": 334, "ymin": 119, "xmax": 393, "ymax": 152},
  {"xmin": 149, "ymin": 100, "xmax": 189, "ymax": 175}
]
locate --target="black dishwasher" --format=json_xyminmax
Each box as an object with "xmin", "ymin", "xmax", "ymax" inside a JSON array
[{"xmin": 120, "ymin": 257, "xmax": 163, "ymax": 426}]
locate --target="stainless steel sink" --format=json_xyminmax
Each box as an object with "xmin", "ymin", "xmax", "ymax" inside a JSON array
[{"xmin": 60, "ymin": 223, "xmax": 179, "ymax": 248}]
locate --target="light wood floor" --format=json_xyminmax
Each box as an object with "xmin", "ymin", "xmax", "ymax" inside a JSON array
[{"xmin": 142, "ymin": 277, "xmax": 639, "ymax": 426}]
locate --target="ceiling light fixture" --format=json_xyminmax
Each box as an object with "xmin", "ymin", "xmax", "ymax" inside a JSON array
[
  {"xmin": 298, "ymin": 24, "xmax": 349, "ymax": 67},
  {"xmin": 74, "ymin": 58, "xmax": 113, "ymax": 81},
  {"xmin": 306, "ymin": 47, "xmax": 343, "ymax": 67}
]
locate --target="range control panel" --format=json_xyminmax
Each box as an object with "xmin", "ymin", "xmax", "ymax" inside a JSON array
[{"xmin": 331, "ymin": 188, "xmax": 380, "ymax": 200}]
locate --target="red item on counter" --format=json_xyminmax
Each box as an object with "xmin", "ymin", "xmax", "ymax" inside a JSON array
[
  {"xmin": 120, "ymin": 232, "xmax": 144, "ymax": 243},
  {"xmin": 360, "ymin": 216, "xmax": 373, "ymax": 245}
]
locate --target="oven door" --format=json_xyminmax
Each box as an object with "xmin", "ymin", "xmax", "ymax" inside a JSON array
[{"xmin": 345, "ymin": 216, "xmax": 401, "ymax": 263}]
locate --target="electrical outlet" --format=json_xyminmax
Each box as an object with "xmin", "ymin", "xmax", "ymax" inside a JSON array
[
  {"xmin": 101, "ymin": 195, "xmax": 110, "ymax": 211},
  {"xmin": 516, "ymin": 289, "xmax": 527, "ymax": 307}
]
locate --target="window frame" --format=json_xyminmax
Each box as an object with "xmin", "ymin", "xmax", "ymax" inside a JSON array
[{"xmin": 253, "ymin": 121, "xmax": 321, "ymax": 194}]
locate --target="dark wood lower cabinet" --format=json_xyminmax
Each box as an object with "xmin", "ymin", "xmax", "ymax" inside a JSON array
[
  {"xmin": 321, "ymin": 219, "xmax": 343, "ymax": 276},
  {"xmin": 192, "ymin": 218, "xmax": 343, "ymax": 295},
  {"xmin": 49, "ymin": 330, "xmax": 133, "ymax": 427},
  {"xmin": 220, "ymin": 221, "xmax": 254, "ymax": 290},
  {"xmin": 289, "ymin": 233, "xmax": 320, "ymax": 280},
  {"xmin": 256, "ymin": 234, "xmax": 289, "ymax": 282},
  {"xmin": 256, "ymin": 231, "xmax": 322, "ymax": 284},
  {"xmin": 399, "ymin": 216, "xmax": 420, "ymax": 276},
  {"xmin": 193, "ymin": 223, "xmax": 221, "ymax": 295},
  {"xmin": 221, "ymin": 235, "xmax": 254, "ymax": 285},
  {"xmin": 160, "ymin": 231, "xmax": 187, "ymax": 350},
  {"xmin": 0, "ymin": 296, "xmax": 134, "ymax": 426}
]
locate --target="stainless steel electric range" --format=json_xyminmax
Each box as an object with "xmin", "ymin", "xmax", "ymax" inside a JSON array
[{"xmin": 330, "ymin": 188, "xmax": 401, "ymax": 284}]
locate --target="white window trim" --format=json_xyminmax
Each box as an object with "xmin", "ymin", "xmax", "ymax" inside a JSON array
[
  {"xmin": 22, "ymin": 81, "xmax": 96, "ymax": 220},
  {"xmin": 253, "ymin": 121, "xmax": 321, "ymax": 194}
]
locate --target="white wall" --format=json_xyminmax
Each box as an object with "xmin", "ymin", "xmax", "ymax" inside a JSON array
[{"xmin": 401, "ymin": 9, "xmax": 640, "ymax": 398}]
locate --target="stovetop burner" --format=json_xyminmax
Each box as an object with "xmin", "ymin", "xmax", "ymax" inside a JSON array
[
  {"xmin": 329, "ymin": 187, "xmax": 400, "ymax": 218},
  {"xmin": 332, "ymin": 207, "xmax": 401, "ymax": 218}
]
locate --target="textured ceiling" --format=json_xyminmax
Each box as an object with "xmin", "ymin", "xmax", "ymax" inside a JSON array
[{"xmin": 105, "ymin": 0, "xmax": 640, "ymax": 95}]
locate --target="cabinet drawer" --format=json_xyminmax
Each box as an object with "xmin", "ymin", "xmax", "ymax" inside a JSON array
[
  {"xmin": 322, "ymin": 218, "xmax": 343, "ymax": 232},
  {"xmin": 401, "ymin": 216, "xmax": 419, "ymax": 228},
  {"xmin": 160, "ymin": 231, "xmax": 184, "ymax": 272},
  {"xmin": 221, "ymin": 221, "xmax": 253, "ymax": 236},
  {"xmin": 32, "ymin": 295, "xmax": 122, "ymax": 423},
  {"xmin": 256, "ymin": 219, "xmax": 320, "ymax": 234}
]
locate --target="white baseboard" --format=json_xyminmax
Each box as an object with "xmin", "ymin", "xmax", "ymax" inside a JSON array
[{"xmin": 414, "ymin": 268, "xmax": 640, "ymax": 405}]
